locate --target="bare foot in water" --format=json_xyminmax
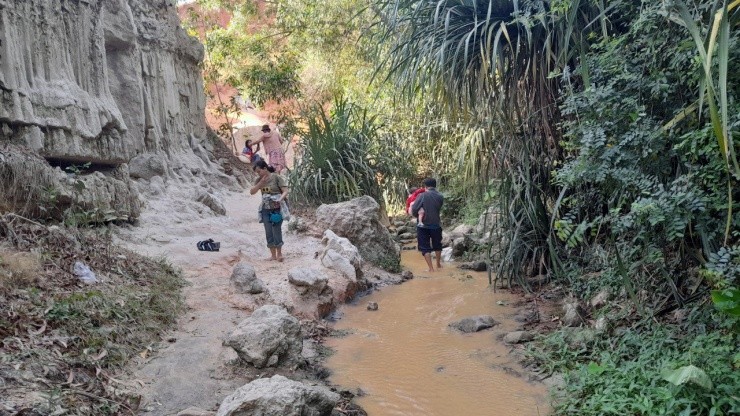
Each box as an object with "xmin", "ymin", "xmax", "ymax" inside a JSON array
[
  {"xmin": 265, "ymin": 257, "xmax": 277, "ymax": 261},
  {"xmin": 277, "ymin": 257, "xmax": 284, "ymax": 262}
]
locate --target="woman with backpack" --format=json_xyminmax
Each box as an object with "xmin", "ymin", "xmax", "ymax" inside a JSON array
[{"xmin": 249, "ymin": 160, "xmax": 289, "ymax": 262}]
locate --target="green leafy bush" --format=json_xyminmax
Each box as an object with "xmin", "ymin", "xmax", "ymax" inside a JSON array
[
  {"xmin": 551, "ymin": 0, "xmax": 739, "ymax": 312},
  {"xmin": 528, "ymin": 311, "xmax": 739, "ymax": 415}
]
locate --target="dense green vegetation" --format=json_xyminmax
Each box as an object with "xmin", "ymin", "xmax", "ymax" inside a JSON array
[{"xmin": 188, "ymin": 0, "xmax": 738, "ymax": 413}]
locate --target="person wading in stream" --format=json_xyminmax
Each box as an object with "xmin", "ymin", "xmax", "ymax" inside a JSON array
[
  {"xmin": 250, "ymin": 160, "xmax": 289, "ymax": 262},
  {"xmin": 411, "ymin": 177, "xmax": 444, "ymax": 272}
]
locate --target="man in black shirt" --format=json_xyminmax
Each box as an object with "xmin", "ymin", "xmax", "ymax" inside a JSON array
[{"xmin": 410, "ymin": 177, "xmax": 444, "ymax": 272}]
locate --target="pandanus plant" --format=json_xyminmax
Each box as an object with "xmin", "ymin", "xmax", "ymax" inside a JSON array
[{"xmin": 376, "ymin": 0, "xmax": 608, "ymax": 287}]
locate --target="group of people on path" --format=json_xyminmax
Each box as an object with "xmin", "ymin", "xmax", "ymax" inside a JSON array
[
  {"xmin": 242, "ymin": 124, "xmax": 286, "ymax": 172},
  {"xmin": 245, "ymin": 124, "xmax": 443, "ymax": 272}
]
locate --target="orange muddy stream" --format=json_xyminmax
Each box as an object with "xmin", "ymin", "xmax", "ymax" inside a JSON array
[{"xmin": 325, "ymin": 251, "xmax": 549, "ymax": 416}]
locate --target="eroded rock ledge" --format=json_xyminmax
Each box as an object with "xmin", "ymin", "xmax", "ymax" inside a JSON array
[{"xmin": 0, "ymin": 0, "xmax": 225, "ymax": 221}]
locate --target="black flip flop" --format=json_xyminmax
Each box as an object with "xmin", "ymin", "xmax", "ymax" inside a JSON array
[{"xmin": 197, "ymin": 238, "xmax": 221, "ymax": 252}]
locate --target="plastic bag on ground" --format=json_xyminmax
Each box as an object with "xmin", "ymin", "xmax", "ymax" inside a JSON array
[
  {"xmin": 441, "ymin": 247, "xmax": 453, "ymax": 262},
  {"xmin": 74, "ymin": 261, "xmax": 98, "ymax": 284}
]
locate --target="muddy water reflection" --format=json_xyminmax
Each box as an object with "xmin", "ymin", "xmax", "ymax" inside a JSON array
[{"xmin": 325, "ymin": 251, "xmax": 549, "ymax": 416}]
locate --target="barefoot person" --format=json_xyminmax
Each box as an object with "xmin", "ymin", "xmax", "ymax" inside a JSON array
[
  {"xmin": 249, "ymin": 160, "xmax": 289, "ymax": 262},
  {"xmin": 251, "ymin": 124, "xmax": 287, "ymax": 173},
  {"xmin": 411, "ymin": 178, "xmax": 444, "ymax": 272}
]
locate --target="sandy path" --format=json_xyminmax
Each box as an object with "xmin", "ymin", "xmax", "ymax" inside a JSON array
[{"xmin": 115, "ymin": 189, "xmax": 323, "ymax": 415}]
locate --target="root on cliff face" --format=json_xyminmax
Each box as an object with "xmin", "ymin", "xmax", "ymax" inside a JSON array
[{"xmin": 0, "ymin": 215, "xmax": 185, "ymax": 415}]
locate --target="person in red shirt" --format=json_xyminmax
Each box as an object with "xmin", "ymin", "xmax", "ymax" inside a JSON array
[{"xmin": 406, "ymin": 187, "xmax": 425, "ymax": 215}]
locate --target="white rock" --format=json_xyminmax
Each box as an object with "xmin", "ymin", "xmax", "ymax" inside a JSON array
[
  {"xmin": 320, "ymin": 230, "xmax": 362, "ymax": 280},
  {"xmin": 315, "ymin": 196, "xmax": 399, "ymax": 266},
  {"xmin": 224, "ymin": 305, "xmax": 302, "ymax": 369},
  {"xmin": 230, "ymin": 262, "xmax": 266, "ymax": 294},
  {"xmin": 216, "ymin": 375, "xmax": 339, "ymax": 416},
  {"xmin": 288, "ymin": 268, "xmax": 329, "ymax": 296}
]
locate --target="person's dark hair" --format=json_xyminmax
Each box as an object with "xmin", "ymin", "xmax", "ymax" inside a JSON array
[
  {"xmin": 245, "ymin": 139, "xmax": 252, "ymax": 147},
  {"xmin": 261, "ymin": 124, "xmax": 271, "ymax": 132},
  {"xmin": 253, "ymin": 159, "xmax": 275, "ymax": 173},
  {"xmin": 423, "ymin": 177, "xmax": 436, "ymax": 188},
  {"xmin": 409, "ymin": 187, "xmax": 419, "ymax": 195}
]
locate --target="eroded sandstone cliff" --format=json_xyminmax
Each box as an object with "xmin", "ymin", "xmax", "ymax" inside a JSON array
[{"xmin": 0, "ymin": 0, "xmax": 226, "ymax": 221}]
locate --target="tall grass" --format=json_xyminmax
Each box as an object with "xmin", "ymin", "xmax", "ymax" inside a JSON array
[{"xmin": 289, "ymin": 97, "xmax": 412, "ymax": 208}]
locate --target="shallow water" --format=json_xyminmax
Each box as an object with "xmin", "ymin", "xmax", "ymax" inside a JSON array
[{"xmin": 325, "ymin": 252, "xmax": 550, "ymax": 416}]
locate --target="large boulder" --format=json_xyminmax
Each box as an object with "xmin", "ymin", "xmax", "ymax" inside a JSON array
[
  {"xmin": 230, "ymin": 262, "xmax": 266, "ymax": 294},
  {"xmin": 224, "ymin": 305, "xmax": 302, "ymax": 369},
  {"xmin": 320, "ymin": 230, "xmax": 362, "ymax": 280},
  {"xmin": 448, "ymin": 224, "xmax": 473, "ymax": 240},
  {"xmin": 216, "ymin": 375, "xmax": 339, "ymax": 416},
  {"xmin": 315, "ymin": 196, "xmax": 399, "ymax": 266}
]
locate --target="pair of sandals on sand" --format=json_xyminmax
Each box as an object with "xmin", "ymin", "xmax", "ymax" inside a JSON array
[{"xmin": 196, "ymin": 238, "xmax": 220, "ymax": 252}]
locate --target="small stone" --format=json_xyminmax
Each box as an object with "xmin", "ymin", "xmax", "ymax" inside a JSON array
[
  {"xmin": 230, "ymin": 262, "xmax": 266, "ymax": 295},
  {"xmin": 562, "ymin": 301, "xmax": 586, "ymax": 327},
  {"xmin": 504, "ymin": 331, "xmax": 534, "ymax": 344},
  {"xmin": 367, "ymin": 302, "xmax": 379, "ymax": 311},
  {"xmin": 513, "ymin": 309, "xmax": 539, "ymax": 324},
  {"xmin": 458, "ymin": 261, "xmax": 487, "ymax": 272},
  {"xmin": 176, "ymin": 407, "xmax": 213, "ymax": 416},
  {"xmin": 449, "ymin": 315, "xmax": 498, "ymax": 333},
  {"xmin": 401, "ymin": 270, "xmax": 414, "ymax": 280},
  {"xmin": 594, "ymin": 316, "xmax": 609, "ymax": 332},
  {"xmin": 399, "ymin": 232, "xmax": 415, "ymax": 240},
  {"xmin": 590, "ymin": 289, "xmax": 610, "ymax": 309}
]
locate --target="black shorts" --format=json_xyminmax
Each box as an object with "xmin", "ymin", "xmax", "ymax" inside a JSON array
[{"xmin": 417, "ymin": 227, "xmax": 443, "ymax": 254}]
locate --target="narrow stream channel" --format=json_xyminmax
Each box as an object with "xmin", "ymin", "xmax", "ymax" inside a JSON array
[{"xmin": 325, "ymin": 251, "xmax": 550, "ymax": 416}]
